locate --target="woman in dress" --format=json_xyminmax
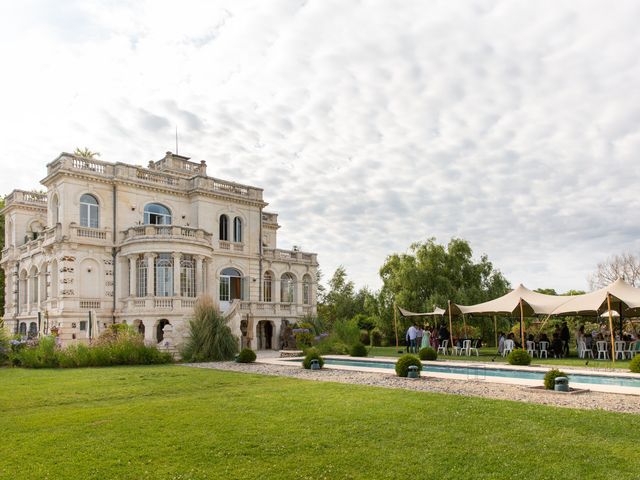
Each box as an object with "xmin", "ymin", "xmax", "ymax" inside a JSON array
[{"xmin": 421, "ymin": 325, "xmax": 431, "ymax": 349}]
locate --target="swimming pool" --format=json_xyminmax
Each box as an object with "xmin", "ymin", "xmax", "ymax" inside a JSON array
[{"xmin": 286, "ymin": 357, "xmax": 640, "ymax": 391}]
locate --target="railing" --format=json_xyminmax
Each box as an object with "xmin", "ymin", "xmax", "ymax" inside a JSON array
[
  {"xmin": 72, "ymin": 158, "xmax": 106, "ymax": 173},
  {"xmin": 219, "ymin": 240, "xmax": 230, "ymax": 250},
  {"xmin": 181, "ymin": 298, "xmax": 196, "ymax": 308},
  {"xmin": 263, "ymin": 248, "xmax": 317, "ymax": 264},
  {"xmin": 121, "ymin": 225, "xmax": 212, "ymax": 244},
  {"xmin": 4, "ymin": 189, "xmax": 48, "ymax": 208},
  {"xmin": 134, "ymin": 299, "xmax": 146, "ymax": 308},
  {"xmin": 154, "ymin": 298, "xmax": 174, "ymax": 309},
  {"xmin": 233, "ymin": 243, "xmax": 244, "ymax": 252},
  {"xmin": 79, "ymin": 299, "xmax": 101, "ymax": 310},
  {"xmin": 238, "ymin": 301, "xmax": 306, "ymax": 316},
  {"xmin": 70, "ymin": 225, "xmax": 111, "ymax": 243}
]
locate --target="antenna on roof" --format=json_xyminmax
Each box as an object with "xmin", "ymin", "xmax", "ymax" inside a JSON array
[{"xmin": 175, "ymin": 126, "xmax": 179, "ymax": 155}]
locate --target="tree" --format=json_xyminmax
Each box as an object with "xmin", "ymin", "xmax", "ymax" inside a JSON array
[
  {"xmin": 588, "ymin": 252, "xmax": 640, "ymax": 289},
  {"xmin": 74, "ymin": 147, "xmax": 100, "ymax": 159},
  {"xmin": 317, "ymin": 266, "xmax": 357, "ymax": 327}
]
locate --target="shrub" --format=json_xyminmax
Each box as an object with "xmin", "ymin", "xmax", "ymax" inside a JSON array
[
  {"xmin": 302, "ymin": 348, "xmax": 324, "ymax": 369},
  {"xmin": 395, "ymin": 354, "xmax": 422, "ymax": 377},
  {"xmin": 237, "ymin": 348, "xmax": 256, "ymax": 363},
  {"xmin": 419, "ymin": 347, "xmax": 438, "ymax": 361},
  {"xmin": 333, "ymin": 319, "xmax": 361, "ymax": 347},
  {"xmin": 544, "ymin": 368, "xmax": 568, "ymax": 390},
  {"xmin": 0, "ymin": 326, "xmax": 10, "ymax": 365},
  {"xmin": 182, "ymin": 296, "xmax": 238, "ymax": 362},
  {"xmin": 508, "ymin": 349, "xmax": 532, "ymax": 366},
  {"xmin": 13, "ymin": 336, "xmax": 59, "ymax": 368},
  {"xmin": 293, "ymin": 323, "xmax": 315, "ymax": 349},
  {"xmin": 359, "ymin": 330, "xmax": 370, "ymax": 345},
  {"xmin": 630, "ymin": 354, "xmax": 640, "ymax": 373},
  {"xmin": 315, "ymin": 336, "xmax": 349, "ymax": 355},
  {"xmin": 369, "ymin": 328, "xmax": 383, "ymax": 347},
  {"xmin": 350, "ymin": 342, "xmax": 368, "ymax": 357}
]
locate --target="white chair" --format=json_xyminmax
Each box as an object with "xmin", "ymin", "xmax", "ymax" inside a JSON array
[
  {"xmin": 437, "ymin": 339, "xmax": 449, "ymax": 356},
  {"xmin": 503, "ymin": 339, "xmax": 514, "ymax": 357},
  {"xmin": 578, "ymin": 340, "xmax": 593, "ymax": 359},
  {"xmin": 469, "ymin": 339, "xmax": 479, "ymax": 356},
  {"xmin": 614, "ymin": 341, "xmax": 626, "ymax": 360},
  {"xmin": 596, "ymin": 341, "xmax": 609, "ymax": 360},
  {"xmin": 451, "ymin": 341, "xmax": 463, "ymax": 356},
  {"xmin": 625, "ymin": 341, "xmax": 638, "ymax": 359},
  {"xmin": 538, "ymin": 341, "xmax": 549, "ymax": 359},
  {"xmin": 526, "ymin": 341, "xmax": 537, "ymax": 358},
  {"xmin": 458, "ymin": 339, "xmax": 471, "ymax": 356}
]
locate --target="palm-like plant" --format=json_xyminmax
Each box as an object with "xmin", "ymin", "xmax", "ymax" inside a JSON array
[
  {"xmin": 182, "ymin": 296, "xmax": 238, "ymax": 362},
  {"xmin": 74, "ymin": 147, "xmax": 100, "ymax": 159}
]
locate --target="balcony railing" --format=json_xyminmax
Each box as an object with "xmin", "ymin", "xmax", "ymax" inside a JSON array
[
  {"xmin": 263, "ymin": 248, "xmax": 317, "ymax": 264},
  {"xmin": 4, "ymin": 189, "xmax": 48, "ymax": 209},
  {"xmin": 237, "ymin": 301, "xmax": 313, "ymax": 317},
  {"xmin": 125, "ymin": 297, "xmax": 198, "ymax": 311},
  {"xmin": 121, "ymin": 225, "xmax": 212, "ymax": 244}
]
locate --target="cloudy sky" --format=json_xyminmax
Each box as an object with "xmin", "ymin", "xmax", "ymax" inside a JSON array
[{"xmin": 1, "ymin": 0, "xmax": 640, "ymax": 293}]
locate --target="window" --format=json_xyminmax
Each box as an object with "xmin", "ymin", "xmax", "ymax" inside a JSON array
[
  {"xmin": 80, "ymin": 194, "xmax": 99, "ymax": 228},
  {"xmin": 280, "ymin": 273, "xmax": 295, "ymax": 303},
  {"xmin": 220, "ymin": 267, "xmax": 243, "ymax": 302},
  {"xmin": 79, "ymin": 321, "xmax": 87, "ymax": 331},
  {"xmin": 136, "ymin": 256, "xmax": 148, "ymax": 297},
  {"xmin": 263, "ymin": 271, "xmax": 273, "ymax": 302},
  {"xmin": 180, "ymin": 255, "xmax": 195, "ymax": 297},
  {"xmin": 144, "ymin": 203, "xmax": 172, "ymax": 225},
  {"xmin": 303, "ymin": 274, "xmax": 311, "ymax": 305},
  {"xmin": 29, "ymin": 269, "xmax": 39, "ymax": 304},
  {"xmin": 233, "ymin": 217, "xmax": 242, "ymax": 243},
  {"xmin": 19, "ymin": 322, "xmax": 27, "ymax": 336},
  {"xmin": 219, "ymin": 215, "xmax": 229, "ymax": 241},
  {"xmin": 155, "ymin": 254, "xmax": 173, "ymax": 297},
  {"xmin": 52, "ymin": 194, "xmax": 60, "ymax": 224}
]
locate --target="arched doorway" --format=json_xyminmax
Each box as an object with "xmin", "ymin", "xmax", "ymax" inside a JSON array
[
  {"xmin": 156, "ymin": 319, "xmax": 170, "ymax": 343},
  {"xmin": 257, "ymin": 320, "xmax": 274, "ymax": 350},
  {"xmin": 133, "ymin": 319, "xmax": 145, "ymax": 337}
]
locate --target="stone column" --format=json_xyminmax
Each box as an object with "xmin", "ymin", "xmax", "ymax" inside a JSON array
[
  {"xmin": 128, "ymin": 256, "xmax": 137, "ymax": 297},
  {"xmin": 172, "ymin": 252, "xmax": 182, "ymax": 297},
  {"xmin": 145, "ymin": 253, "xmax": 156, "ymax": 297},
  {"xmin": 195, "ymin": 256, "xmax": 204, "ymax": 296}
]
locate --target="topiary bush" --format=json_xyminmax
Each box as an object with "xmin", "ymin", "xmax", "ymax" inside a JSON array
[
  {"xmin": 630, "ymin": 354, "xmax": 640, "ymax": 373},
  {"xmin": 419, "ymin": 347, "xmax": 438, "ymax": 361},
  {"xmin": 395, "ymin": 354, "xmax": 422, "ymax": 377},
  {"xmin": 544, "ymin": 368, "xmax": 567, "ymax": 390},
  {"xmin": 507, "ymin": 349, "xmax": 532, "ymax": 366},
  {"xmin": 236, "ymin": 348, "xmax": 256, "ymax": 363},
  {"xmin": 350, "ymin": 342, "xmax": 368, "ymax": 357},
  {"xmin": 302, "ymin": 348, "xmax": 325, "ymax": 369}
]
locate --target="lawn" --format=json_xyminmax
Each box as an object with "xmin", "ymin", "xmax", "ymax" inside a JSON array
[
  {"xmin": 368, "ymin": 346, "xmax": 633, "ymax": 369},
  {"xmin": 1, "ymin": 365, "xmax": 639, "ymax": 480}
]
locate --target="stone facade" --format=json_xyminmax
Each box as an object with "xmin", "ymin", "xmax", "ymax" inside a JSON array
[{"xmin": 0, "ymin": 152, "xmax": 318, "ymax": 353}]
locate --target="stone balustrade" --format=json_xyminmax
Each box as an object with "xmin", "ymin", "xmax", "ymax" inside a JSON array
[
  {"xmin": 125, "ymin": 297, "xmax": 198, "ymax": 311},
  {"xmin": 4, "ymin": 189, "xmax": 48, "ymax": 209},
  {"xmin": 237, "ymin": 301, "xmax": 314, "ymax": 317},
  {"xmin": 121, "ymin": 225, "xmax": 212, "ymax": 245},
  {"xmin": 263, "ymin": 248, "xmax": 318, "ymax": 265}
]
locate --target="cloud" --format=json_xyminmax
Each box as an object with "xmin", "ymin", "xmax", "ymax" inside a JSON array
[{"xmin": 2, "ymin": 0, "xmax": 640, "ymax": 294}]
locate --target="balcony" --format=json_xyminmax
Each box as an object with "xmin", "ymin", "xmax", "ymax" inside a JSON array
[
  {"xmin": 120, "ymin": 225, "xmax": 213, "ymax": 247},
  {"xmin": 218, "ymin": 240, "xmax": 245, "ymax": 252},
  {"xmin": 125, "ymin": 297, "xmax": 198, "ymax": 312},
  {"xmin": 3, "ymin": 189, "xmax": 48, "ymax": 210},
  {"xmin": 263, "ymin": 248, "xmax": 318, "ymax": 265},
  {"xmin": 237, "ymin": 301, "xmax": 314, "ymax": 317},
  {"xmin": 69, "ymin": 224, "xmax": 112, "ymax": 245}
]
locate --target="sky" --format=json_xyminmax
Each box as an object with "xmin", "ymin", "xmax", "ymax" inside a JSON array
[{"xmin": 1, "ymin": 0, "xmax": 640, "ymax": 294}]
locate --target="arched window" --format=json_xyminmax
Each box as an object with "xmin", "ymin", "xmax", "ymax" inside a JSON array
[
  {"xmin": 19, "ymin": 270, "xmax": 28, "ymax": 308},
  {"xmin": 136, "ymin": 256, "xmax": 148, "ymax": 297},
  {"xmin": 52, "ymin": 194, "xmax": 60, "ymax": 224},
  {"xmin": 233, "ymin": 217, "xmax": 242, "ymax": 243},
  {"xmin": 155, "ymin": 254, "xmax": 173, "ymax": 297},
  {"xmin": 144, "ymin": 203, "xmax": 172, "ymax": 225},
  {"xmin": 219, "ymin": 215, "xmax": 229, "ymax": 241},
  {"xmin": 28, "ymin": 322, "xmax": 38, "ymax": 338},
  {"xmin": 19, "ymin": 322, "xmax": 27, "ymax": 336},
  {"xmin": 29, "ymin": 267, "xmax": 39, "ymax": 305},
  {"xmin": 180, "ymin": 255, "xmax": 195, "ymax": 297},
  {"xmin": 280, "ymin": 273, "xmax": 296, "ymax": 303},
  {"xmin": 80, "ymin": 194, "xmax": 99, "ymax": 228},
  {"xmin": 303, "ymin": 274, "xmax": 312, "ymax": 305},
  {"xmin": 263, "ymin": 271, "xmax": 273, "ymax": 302},
  {"xmin": 220, "ymin": 267, "xmax": 243, "ymax": 302}
]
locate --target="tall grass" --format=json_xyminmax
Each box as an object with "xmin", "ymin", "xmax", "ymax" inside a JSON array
[{"xmin": 182, "ymin": 296, "xmax": 238, "ymax": 362}]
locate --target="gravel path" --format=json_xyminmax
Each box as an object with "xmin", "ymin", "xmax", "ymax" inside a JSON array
[{"xmin": 184, "ymin": 361, "xmax": 640, "ymax": 414}]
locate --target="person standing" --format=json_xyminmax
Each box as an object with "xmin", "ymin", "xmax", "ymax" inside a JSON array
[
  {"xmin": 416, "ymin": 325, "xmax": 423, "ymax": 351},
  {"xmin": 560, "ymin": 321, "xmax": 570, "ymax": 357},
  {"xmin": 421, "ymin": 326, "xmax": 431, "ymax": 349},
  {"xmin": 406, "ymin": 324, "xmax": 417, "ymax": 353}
]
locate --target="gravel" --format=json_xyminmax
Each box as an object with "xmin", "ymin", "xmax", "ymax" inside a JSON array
[{"xmin": 183, "ymin": 361, "xmax": 640, "ymax": 414}]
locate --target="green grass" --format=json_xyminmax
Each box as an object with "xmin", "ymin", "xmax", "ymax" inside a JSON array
[
  {"xmin": 368, "ymin": 346, "xmax": 633, "ymax": 369},
  {"xmin": 1, "ymin": 365, "xmax": 639, "ymax": 479}
]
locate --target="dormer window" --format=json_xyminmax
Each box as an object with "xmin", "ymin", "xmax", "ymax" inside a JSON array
[
  {"xmin": 79, "ymin": 194, "xmax": 99, "ymax": 228},
  {"xmin": 144, "ymin": 203, "xmax": 172, "ymax": 225}
]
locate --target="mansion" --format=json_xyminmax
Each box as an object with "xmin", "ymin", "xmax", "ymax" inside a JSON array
[{"xmin": 0, "ymin": 152, "xmax": 319, "ymax": 352}]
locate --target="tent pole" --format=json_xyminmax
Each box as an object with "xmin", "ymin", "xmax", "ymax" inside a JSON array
[
  {"xmin": 393, "ymin": 301, "xmax": 399, "ymax": 350},
  {"xmin": 607, "ymin": 294, "xmax": 616, "ymax": 363},
  {"xmin": 519, "ymin": 299, "xmax": 525, "ymax": 349},
  {"xmin": 619, "ymin": 301, "xmax": 623, "ymax": 339},
  {"xmin": 494, "ymin": 315, "xmax": 498, "ymax": 348},
  {"xmin": 463, "ymin": 314, "xmax": 468, "ymax": 338},
  {"xmin": 448, "ymin": 300, "xmax": 454, "ymax": 354}
]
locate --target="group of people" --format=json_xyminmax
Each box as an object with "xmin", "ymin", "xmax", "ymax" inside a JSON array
[{"xmin": 405, "ymin": 323, "xmax": 449, "ymax": 353}]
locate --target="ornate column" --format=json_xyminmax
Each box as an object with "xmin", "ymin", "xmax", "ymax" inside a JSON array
[
  {"xmin": 172, "ymin": 252, "xmax": 182, "ymax": 297},
  {"xmin": 195, "ymin": 256, "xmax": 204, "ymax": 296},
  {"xmin": 128, "ymin": 255, "xmax": 137, "ymax": 297},
  {"xmin": 145, "ymin": 253, "xmax": 156, "ymax": 297}
]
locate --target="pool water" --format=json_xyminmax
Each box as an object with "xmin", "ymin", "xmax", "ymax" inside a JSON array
[{"xmin": 297, "ymin": 358, "xmax": 640, "ymax": 389}]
